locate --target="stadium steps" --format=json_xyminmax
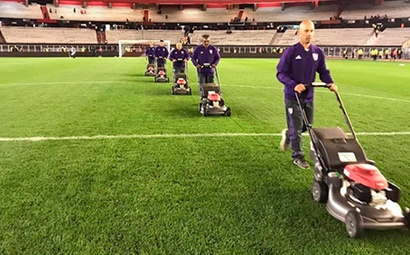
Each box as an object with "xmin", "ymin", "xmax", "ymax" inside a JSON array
[
  {"xmin": 364, "ymin": 28, "xmax": 410, "ymax": 46},
  {"xmin": 270, "ymin": 33, "xmax": 283, "ymax": 45},
  {"xmin": 0, "ymin": 31, "xmax": 6, "ymax": 43},
  {"xmin": 38, "ymin": 5, "xmax": 57, "ymax": 24},
  {"xmin": 97, "ymin": 31, "xmax": 106, "ymax": 44},
  {"xmin": 40, "ymin": 5, "xmax": 50, "ymax": 20},
  {"xmin": 237, "ymin": 10, "xmax": 244, "ymax": 20},
  {"xmin": 363, "ymin": 33, "xmax": 378, "ymax": 46}
]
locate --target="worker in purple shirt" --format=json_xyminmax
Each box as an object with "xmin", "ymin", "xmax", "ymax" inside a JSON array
[
  {"xmin": 145, "ymin": 41, "xmax": 155, "ymax": 65},
  {"xmin": 154, "ymin": 40, "xmax": 169, "ymax": 68},
  {"xmin": 191, "ymin": 34, "xmax": 220, "ymax": 97},
  {"xmin": 169, "ymin": 42, "xmax": 190, "ymax": 74},
  {"xmin": 276, "ymin": 20, "xmax": 338, "ymax": 169}
]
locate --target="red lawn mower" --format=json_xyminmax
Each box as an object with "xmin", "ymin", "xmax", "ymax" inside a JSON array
[{"xmin": 299, "ymin": 83, "xmax": 410, "ymax": 238}]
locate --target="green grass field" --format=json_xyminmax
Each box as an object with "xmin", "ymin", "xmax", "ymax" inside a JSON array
[{"xmin": 0, "ymin": 57, "xmax": 410, "ymax": 254}]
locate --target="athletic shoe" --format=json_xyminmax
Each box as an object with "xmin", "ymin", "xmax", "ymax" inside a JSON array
[
  {"xmin": 280, "ymin": 129, "xmax": 291, "ymax": 151},
  {"xmin": 293, "ymin": 158, "xmax": 310, "ymax": 169}
]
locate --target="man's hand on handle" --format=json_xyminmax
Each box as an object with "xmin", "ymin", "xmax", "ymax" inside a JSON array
[
  {"xmin": 294, "ymin": 83, "xmax": 338, "ymax": 93},
  {"xmin": 328, "ymin": 83, "xmax": 338, "ymax": 92},
  {"xmin": 294, "ymin": 84, "xmax": 306, "ymax": 93}
]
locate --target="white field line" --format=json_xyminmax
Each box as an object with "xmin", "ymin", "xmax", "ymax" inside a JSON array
[
  {"xmin": 1, "ymin": 131, "xmax": 410, "ymax": 142},
  {"xmin": 2, "ymin": 80, "xmax": 409, "ymax": 103}
]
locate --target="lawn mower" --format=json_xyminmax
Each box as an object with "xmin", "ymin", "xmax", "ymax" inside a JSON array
[
  {"xmin": 198, "ymin": 68, "xmax": 231, "ymax": 117},
  {"xmin": 298, "ymin": 83, "xmax": 410, "ymax": 238},
  {"xmin": 154, "ymin": 57, "xmax": 170, "ymax": 83},
  {"xmin": 145, "ymin": 63, "xmax": 156, "ymax": 76},
  {"xmin": 171, "ymin": 59, "xmax": 191, "ymax": 95}
]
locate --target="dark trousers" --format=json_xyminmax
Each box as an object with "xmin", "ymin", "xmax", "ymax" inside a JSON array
[
  {"xmin": 198, "ymin": 72, "xmax": 214, "ymax": 97},
  {"xmin": 173, "ymin": 66, "xmax": 185, "ymax": 74},
  {"xmin": 148, "ymin": 57, "xmax": 155, "ymax": 65},
  {"xmin": 157, "ymin": 59, "xmax": 166, "ymax": 68},
  {"xmin": 198, "ymin": 72, "xmax": 214, "ymax": 83},
  {"xmin": 285, "ymin": 99, "xmax": 314, "ymax": 160}
]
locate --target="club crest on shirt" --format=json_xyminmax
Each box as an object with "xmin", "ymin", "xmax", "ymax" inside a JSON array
[
  {"xmin": 288, "ymin": 107, "xmax": 293, "ymax": 115},
  {"xmin": 209, "ymin": 49, "xmax": 213, "ymax": 54},
  {"xmin": 312, "ymin": 53, "xmax": 318, "ymax": 61}
]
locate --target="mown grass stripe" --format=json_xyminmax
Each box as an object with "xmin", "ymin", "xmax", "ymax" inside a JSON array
[{"xmin": 3, "ymin": 81, "xmax": 409, "ymax": 103}]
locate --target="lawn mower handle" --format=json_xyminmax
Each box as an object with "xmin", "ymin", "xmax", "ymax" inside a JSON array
[
  {"xmin": 295, "ymin": 83, "xmax": 358, "ymax": 139},
  {"xmin": 215, "ymin": 67, "xmax": 221, "ymax": 88},
  {"xmin": 310, "ymin": 82, "xmax": 330, "ymax": 88}
]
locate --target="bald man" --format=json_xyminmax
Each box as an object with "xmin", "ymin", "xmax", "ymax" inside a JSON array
[
  {"xmin": 276, "ymin": 20, "xmax": 338, "ymax": 169},
  {"xmin": 169, "ymin": 42, "xmax": 190, "ymax": 74}
]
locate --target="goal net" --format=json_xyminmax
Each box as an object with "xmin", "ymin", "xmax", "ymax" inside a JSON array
[{"xmin": 118, "ymin": 40, "xmax": 171, "ymax": 58}]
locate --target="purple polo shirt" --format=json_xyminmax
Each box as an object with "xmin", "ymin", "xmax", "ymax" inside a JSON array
[
  {"xmin": 191, "ymin": 44, "xmax": 220, "ymax": 75},
  {"xmin": 154, "ymin": 46, "xmax": 169, "ymax": 65},
  {"xmin": 169, "ymin": 48, "xmax": 190, "ymax": 69},
  {"xmin": 145, "ymin": 46, "xmax": 155, "ymax": 58},
  {"xmin": 276, "ymin": 42, "xmax": 334, "ymax": 102}
]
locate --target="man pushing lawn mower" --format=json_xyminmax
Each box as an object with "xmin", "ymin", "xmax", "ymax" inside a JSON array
[
  {"xmin": 276, "ymin": 20, "xmax": 337, "ymax": 169},
  {"xmin": 277, "ymin": 20, "xmax": 410, "ymax": 238},
  {"xmin": 145, "ymin": 42, "xmax": 156, "ymax": 76},
  {"xmin": 154, "ymin": 40, "xmax": 170, "ymax": 83},
  {"xmin": 191, "ymin": 34, "xmax": 230, "ymax": 116},
  {"xmin": 192, "ymin": 34, "xmax": 220, "ymax": 98},
  {"xmin": 170, "ymin": 42, "xmax": 191, "ymax": 95}
]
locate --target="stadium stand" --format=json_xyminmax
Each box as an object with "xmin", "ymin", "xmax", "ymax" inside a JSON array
[
  {"xmin": 242, "ymin": 4, "xmax": 340, "ymax": 23},
  {"xmin": 364, "ymin": 27, "xmax": 410, "ymax": 46},
  {"xmin": 105, "ymin": 29, "xmax": 275, "ymax": 45},
  {"xmin": 1, "ymin": 0, "xmax": 409, "ymax": 25},
  {"xmin": 0, "ymin": 27, "xmax": 98, "ymax": 44},
  {"xmin": 0, "ymin": 2, "xmax": 341, "ymax": 24},
  {"xmin": 276, "ymin": 28, "xmax": 375, "ymax": 46},
  {"xmin": 47, "ymin": 5, "xmax": 247, "ymax": 23},
  {"xmin": 105, "ymin": 29, "xmax": 185, "ymax": 44},
  {"xmin": 149, "ymin": 7, "xmax": 241, "ymax": 23},
  {"xmin": 313, "ymin": 28, "xmax": 374, "ymax": 46},
  {"xmin": 341, "ymin": 1, "xmax": 410, "ymax": 20},
  {"xmin": 1, "ymin": 26, "xmax": 408, "ymax": 46},
  {"xmin": 0, "ymin": 1, "xmax": 42, "ymax": 19},
  {"xmin": 189, "ymin": 30, "xmax": 276, "ymax": 45},
  {"xmin": 47, "ymin": 4, "xmax": 145, "ymax": 23}
]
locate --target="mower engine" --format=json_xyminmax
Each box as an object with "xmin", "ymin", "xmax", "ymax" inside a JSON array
[
  {"xmin": 370, "ymin": 189, "xmax": 388, "ymax": 207},
  {"xmin": 177, "ymin": 78, "xmax": 186, "ymax": 88},
  {"xmin": 158, "ymin": 70, "xmax": 166, "ymax": 76},
  {"xmin": 207, "ymin": 92, "xmax": 221, "ymax": 107},
  {"xmin": 344, "ymin": 164, "xmax": 389, "ymax": 207}
]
